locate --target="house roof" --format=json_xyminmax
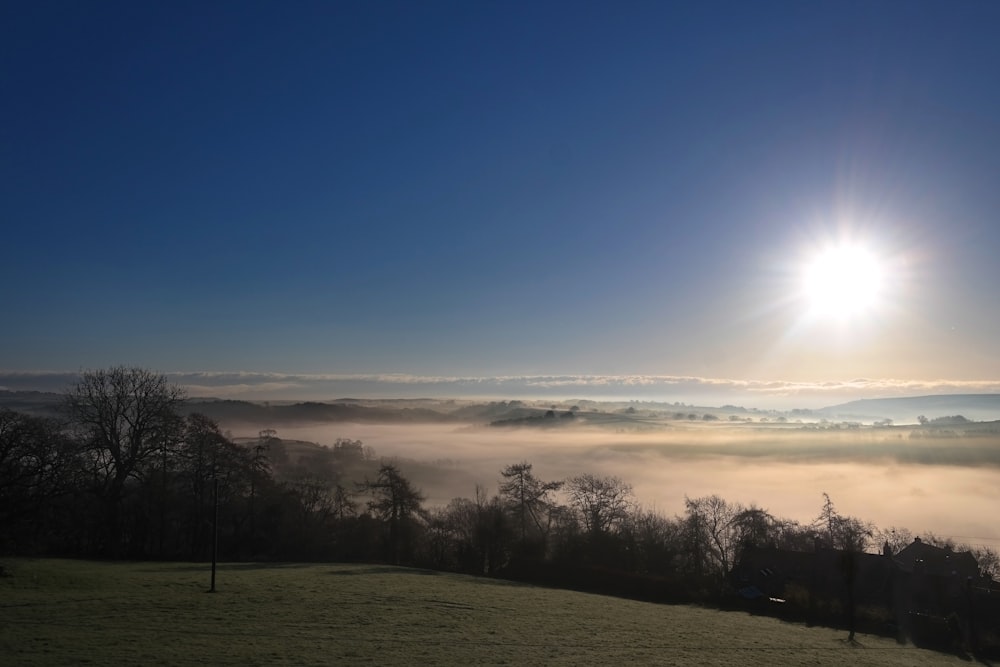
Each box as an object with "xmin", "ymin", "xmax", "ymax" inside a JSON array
[{"xmin": 893, "ymin": 538, "xmax": 979, "ymax": 577}]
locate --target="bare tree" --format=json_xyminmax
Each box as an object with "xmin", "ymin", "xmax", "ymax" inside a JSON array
[
  {"xmin": 431, "ymin": 487, "xmax": 512, "ymax": 573},
  {"xmin": 812, "ymin": 492, "xmax": 873, "ymax": 552},
  {"xmin": 684, "ymin": 494, "xmax": 742, "ymax": 577},
  {"xmin": 330, "ymin": 483, "xmax": 358, "ymax": 521},
  {"xmin": 176, "ymin": 413, "xmax": 253, "ymax": 559},
  {"xmin": 567, "ymin": 474, "xmax": 633, "ymax": 536},
  {"xmin": 64, "ymin": 366, "xmax": 185, "ymax": 556},
  {"xmin": 971, "ymin": 545, "xmax": 1000, "ymax": 580},
  {"xmin": 872, "ymin": 525, "xmax": 913, "ymax": 555},
  {"xmin": 626, "ymin": 508, "xmax": 684, "ymax": 576},
  {"xmin": 731, "ymin": 504, "xmax": 780, "ymax": 549},
  {"xmin": 0, "ymin": 408, "xmax": 81, "ymax": 548},
  {"xmin": 176, "ymin": 413, "xmax": 224, "ymax": 557}
]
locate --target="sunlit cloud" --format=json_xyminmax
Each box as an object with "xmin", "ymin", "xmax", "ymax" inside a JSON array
[
  {"xmin": 755, "ymin": 378, "xmax": 1000, "ymax": 397},
  {"xmin": 181, "ymin": 382, "xmax": 306, "ymax": 397}
]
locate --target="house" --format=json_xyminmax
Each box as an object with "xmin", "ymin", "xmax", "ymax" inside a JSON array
[
  {"xmin": 892, "ymin": 537, "xmax": 979, "ymax": 579},
  {"xmin": 732, "ymin": 538, "xmax": 991, "ymax": 648},
  {"xmin": 891, "ymin": 537, "xmax": 979, "ymax": 619}
]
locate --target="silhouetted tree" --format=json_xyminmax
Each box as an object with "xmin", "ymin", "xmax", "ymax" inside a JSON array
[
  {"xmin": 247, "ymin": 433, "xmax": 271, "ymax": 551},
  {"xmin": 430, "ymin": 487, "xmax": 512, "ymax": 573},
  {"xmin": 475, "ymin": 489, "xmax": 514, "ymax": 573},
  {"xmin": 732, "ymin": 505, "xmax": 780, "ymax": 549},
  {"xmin": 258, "ymin": 429, "xmax": 288, "ymax": 470},
  {"xmin": 811, "ymin": 493, "xmax": 873, "ymax": 640},
  {"xmin": 567, "ymin": 474, "xmax": 632, "ymax": 537},
  {"xmin": 286, "ymin": 476, "xmax": 339, "ymax": 558},
  {"xmin": 329, "ymin": 483, "xmax": 358, "ymax": 520},
  {"xmin": 814, "ymin": 492, "xmax": 838, "ymax": 547},
  {"xmin": 873, "ymin": 526, "xmax": 913, "ymax": 557},
  {"xmin": 174, "ymin": 413, "xmax": 227, "ymax": 557},
  {"xmin": 64, "ymin": 366, "xmax": 185, "ymax": 556},
  {"xmin": 0, "ymin": 409, "xmax": 82, "ymax": 552},
  {"xmin": 684, "ymin": 494, "xmax": 743, "ymax": 580},
  {"xmin": 332, "ymin": 438, "xmax": 366, "ymax": 463},
  {"xmin": 499, "ymin": 462, "xmax": 562, "ymax": 557},
  {"xmin": 171, "ymin": 413, "xmax": 260, "ymax": 559},
  {"xmin": 812, "ymin": 493, "xmax": 873, "ymax": 552},
  {"xmin": 361, "ymin": 463, "xmax": 426, "ymax": 564},
  {"xmin": 772, "ymin": 520, "xmax": 818, "ymax": 552},
  {"xmin": 622, "ymin": 508, "xmax": 683, "ymax": 576}
]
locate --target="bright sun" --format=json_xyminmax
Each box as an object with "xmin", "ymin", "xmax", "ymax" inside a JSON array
[{"xmin": 801, "ymin": 243, "xmax": 886, "ymax": 320}]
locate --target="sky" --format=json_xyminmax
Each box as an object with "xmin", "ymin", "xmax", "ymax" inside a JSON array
[{"xmin": 3, "ymin": 1, "xmax": 1000, "ymax": 408}]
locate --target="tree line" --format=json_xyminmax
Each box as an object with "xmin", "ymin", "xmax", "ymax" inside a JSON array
[{"xmin": 2, "ymin": 367, "xmax": 997, "ymax": 595}]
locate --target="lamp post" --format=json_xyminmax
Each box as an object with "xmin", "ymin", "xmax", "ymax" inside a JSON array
[{"xmin": 210, "ymin": 469, "xmax": 219, "ymax": 592}]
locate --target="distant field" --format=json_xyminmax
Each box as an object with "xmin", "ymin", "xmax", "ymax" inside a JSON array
[{"xmin": 0, "ymin": 559, "xmax": 969, "ymax": 666}]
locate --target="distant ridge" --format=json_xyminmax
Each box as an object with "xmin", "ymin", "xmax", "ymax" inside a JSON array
[
  {"xmin": 0, "ymin": 392, "xmax": 552, "ymax": 425},
  {"xmin": 816, "ymin": 394, "xmax": 1000, "ymax": 423},
  {"xmin": 176, "ymin": 398, "xmax": 458, "ymax": 425},
  {"xmin": 0, "ymin": 390, "xmax": 64, "ymax": 416},
  {"xmin": 5, "ymin": 389, "xmax": 1000, "ymax": 426}
]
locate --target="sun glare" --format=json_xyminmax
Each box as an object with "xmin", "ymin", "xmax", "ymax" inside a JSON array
[{"xmin": 800, "ymin": 243, "xmax": 886, "ymax": 320}]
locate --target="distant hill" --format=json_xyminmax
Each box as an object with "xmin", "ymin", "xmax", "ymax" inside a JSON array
[
  {"xmin": 7, "ymin": 389, "xmax": 1000, "ymax": 428},
  {"xmin": 816, "ymin": 394, "xmax": 1000, "ymax": 424},
  {"xmin": 0, "ymin": 390, "xmax": 64, "ymax": 416},
  {"xmin": 0, "ymin": 392, "xmax": 570, "ymax": 426},
  {"xmin": 178, "ymin": 399, "xmax": 460, "ymax": 425}
]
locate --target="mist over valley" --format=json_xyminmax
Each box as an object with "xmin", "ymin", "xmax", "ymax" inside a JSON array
[
  {"xmin": 5, "ymin": 389, "xmax": 998, "ymax": 552},
  {"xmin": 168, "ymin": 394, "xmax": 1000, "ymax": 553}
]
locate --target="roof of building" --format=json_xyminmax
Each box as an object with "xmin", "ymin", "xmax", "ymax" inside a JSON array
[{"xmin": 893, "ymin": 538, "xmax": 979, "ymax": 577}]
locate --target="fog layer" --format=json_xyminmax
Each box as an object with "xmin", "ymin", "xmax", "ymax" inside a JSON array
[{"xmin": 232, "ymin": 422, "xmax": 1000, "ymax": 550}]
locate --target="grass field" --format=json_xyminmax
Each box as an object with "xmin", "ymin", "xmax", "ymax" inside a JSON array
[{"xmin": 0, "ymin": 559, "xmax": 973, "ymax": 666}]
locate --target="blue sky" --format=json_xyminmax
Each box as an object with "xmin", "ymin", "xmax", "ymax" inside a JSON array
[{"xmin": 3, "ymin": 1, "xmax": 1000, "ymax": 406}]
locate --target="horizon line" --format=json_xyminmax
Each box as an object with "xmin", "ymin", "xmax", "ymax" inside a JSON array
[{"xmin": 2, "ymin": 369, "xmax": 1000, "ymax": 410}]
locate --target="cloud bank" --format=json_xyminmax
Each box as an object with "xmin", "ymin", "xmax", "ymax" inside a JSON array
[{"xmin": 3, "ymin": 369, "xmax": 1000, "ymax": 409}]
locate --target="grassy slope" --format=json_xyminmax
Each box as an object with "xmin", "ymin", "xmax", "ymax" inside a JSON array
[{"xmin": 0, "ymin": 560, "xmax": 969, "ymax": 666}]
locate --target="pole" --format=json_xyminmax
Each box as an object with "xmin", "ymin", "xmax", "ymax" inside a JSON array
[{"xmin": 210, "ymin": 475, "xmax": 218, "ymax": 592}]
